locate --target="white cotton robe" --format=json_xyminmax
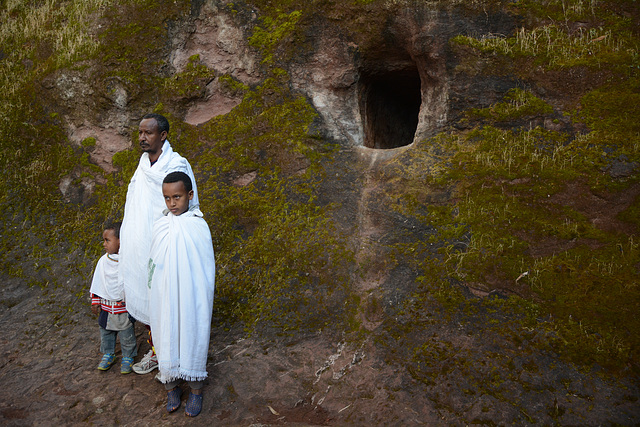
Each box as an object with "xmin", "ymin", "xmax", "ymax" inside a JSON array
[
  {"xmin": 89, "ymin": 253, "xmax": 121, "ymax": 301},
  {"xmin": 148, "ymin": 209, "xmax": 215, "ymax": 383},
  {"xmin": 119, "ymin": 140, "xmax": 199, "ymax": 325}
]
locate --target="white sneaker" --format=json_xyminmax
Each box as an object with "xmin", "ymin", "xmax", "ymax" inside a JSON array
[{"xmin": 132, "ymin": 349, "xmax": 158, "ymax": 374}]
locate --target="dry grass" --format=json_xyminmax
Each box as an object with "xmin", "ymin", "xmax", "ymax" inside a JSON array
[
  {"xmin": 0, "ymin": 0, "xmax": 112, "ymax": 100},
  {"xmin": 456, "ymin": 24, "xmax": 637, "ymax": 69}
]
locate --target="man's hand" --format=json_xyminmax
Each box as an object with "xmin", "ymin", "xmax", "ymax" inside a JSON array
[{"xmin": 92, "ymin": 304, "xmax": 100, "ymax": 315}]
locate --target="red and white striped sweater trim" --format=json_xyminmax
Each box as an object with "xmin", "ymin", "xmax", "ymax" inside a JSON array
[{"xmin": 91, "ymin": 295, "xmax": 128, "ymax": 314}]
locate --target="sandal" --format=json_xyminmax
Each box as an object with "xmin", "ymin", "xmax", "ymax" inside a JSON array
[
  {"xmin": 185, "ymin": 391, "xmax": 203, "ymax": 417},
  {"xmin": 166, "ymin": 387, "xmax": 182, "ymax": 413}
]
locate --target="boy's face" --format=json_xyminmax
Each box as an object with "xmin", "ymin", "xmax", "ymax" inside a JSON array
[
  {"xmin": 163, "ymin": 181, "xmax": 193, "ymax": 216},
  {"xmin": 102, "ymin": 229, "xmax": 119, "ymax": 255}
]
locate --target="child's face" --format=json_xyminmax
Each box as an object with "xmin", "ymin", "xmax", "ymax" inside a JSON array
[
  {"xmin": 102, "ymin": 229, "xmax": 119, "ymax": 254},
  {"xmin": 162, "ymin": 181, "xmax": 194, "ymax": 216}
]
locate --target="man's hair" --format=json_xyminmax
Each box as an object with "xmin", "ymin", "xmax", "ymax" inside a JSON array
[
  {"xmin": 163, "ymin": 171, "xmax": 193, "ymax": 193},
  {"xmin": 142, "ymin": 113, "xmax": 170, "ymax": 134},
  {"xmin": 105, "ymin": 221, "xmax": 122, "ymax": 239}
]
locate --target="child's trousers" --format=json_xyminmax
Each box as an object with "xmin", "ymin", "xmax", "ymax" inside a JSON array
[{"xmin": 100, "ymin": 325, "xmax": 137, "ymax": 358}]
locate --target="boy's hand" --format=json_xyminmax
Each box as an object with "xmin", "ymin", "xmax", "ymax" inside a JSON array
[{"xmin": 91, "ymin": 305, "xmax": 100, "ymax": 315}]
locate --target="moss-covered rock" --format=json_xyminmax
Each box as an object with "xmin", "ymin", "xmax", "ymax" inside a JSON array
[{"xmin": 1, "ymin": 0, "xmax": 639, "ymax": 423}]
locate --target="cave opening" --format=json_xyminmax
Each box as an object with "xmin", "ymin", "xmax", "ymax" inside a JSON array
[{"xmin": 359, "ymin": 66, "xmax": 422, "ymax": 149}]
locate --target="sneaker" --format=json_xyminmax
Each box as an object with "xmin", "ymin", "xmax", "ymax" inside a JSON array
[
  {"xmin": 97, "ymin": 353, "xmax": 117, "ymax": 371},
  {"xmin": 132, "ymin": 349, "xmax": 158, "ymax": 374},
  {"xmin": 121, "ymin": 357, "xmax": 134, "ymax": 374}
]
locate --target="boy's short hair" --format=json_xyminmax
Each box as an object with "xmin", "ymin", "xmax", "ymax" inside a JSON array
[
  {"xmin": 163, "ymin": 171, "xmax": 193, "ymax": 193},
  {"xmin": 105, "ymin": 221, "xmax": 122, "ymax": 239}
]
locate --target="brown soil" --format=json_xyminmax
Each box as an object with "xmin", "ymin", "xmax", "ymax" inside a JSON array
[{"xmin": 2, "ymin": 273, "xmax": 639, "ymax": 426}]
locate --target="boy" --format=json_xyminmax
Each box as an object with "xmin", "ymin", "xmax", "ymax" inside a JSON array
[
  {"xmin": 148, "ymin": 171, "xmax": 215, "ymax": 417},
  {"xmin": 90, "ymin": 222, "xmax": 137, "ymax": 373}
]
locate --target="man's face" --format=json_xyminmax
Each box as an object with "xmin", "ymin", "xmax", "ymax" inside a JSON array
[
  {"xmin": 102, "ymin": 229, "xmax": 120, "ymax": 255},
  {"xmin": 162, "ymin": 181, "xmax": 193, "ymax": 216},
  {"xmin": 138, "ymin": 118, "xmax": 166, "ymax": 157}
]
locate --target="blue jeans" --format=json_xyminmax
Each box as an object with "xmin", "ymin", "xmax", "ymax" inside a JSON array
[{"xmin": 100, "ymin": 325, "xmax": 137, "ymax": 358}]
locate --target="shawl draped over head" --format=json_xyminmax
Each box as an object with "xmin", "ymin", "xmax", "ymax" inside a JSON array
[
  {"xmin": 148, "ymin": 208, "xmax": 215, "ymax": 383},
  {"xmin": 119, "ymin": 140, "xmax": 199, "ymax": 325},
  {"xmin": 89, "ymin": 253, "xmax": 121, "ymax": 301}
]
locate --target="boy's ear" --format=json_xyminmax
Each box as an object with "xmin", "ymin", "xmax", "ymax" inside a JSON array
[{"xmin": 188, "ymin": 190, "xmax": 194, "ymax": 200}]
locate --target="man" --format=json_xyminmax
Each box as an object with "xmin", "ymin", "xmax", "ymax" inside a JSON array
[{"xmin": 118, "ymin": 113, "xmax": 199, "ymax": 374}]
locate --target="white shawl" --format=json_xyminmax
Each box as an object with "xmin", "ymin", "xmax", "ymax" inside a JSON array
[
  {"xmin": 119, "ymin": 140, "xmax": 199, "ymax": 325},
  {"xmin": 89, "ymin": 253, "xmax": 121, "ymax": 301},
  {"xmin": 148, "ymin": 209, "xmax": 215, "ymax": 383}
]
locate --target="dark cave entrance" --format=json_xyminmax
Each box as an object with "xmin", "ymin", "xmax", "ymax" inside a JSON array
[{"xmin": 359, "ymin": 66, "xmax": 422, "ymax": 149}]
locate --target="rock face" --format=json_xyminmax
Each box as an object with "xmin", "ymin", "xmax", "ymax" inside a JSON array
[
  {"xmin": 289, "ymin": 6, "xmax": 518, "ymax": 150},
  {"xmin": 1, "ymin": 1, "xmax": 639, "ymax": 426},
  {"xmin": 171, "ymin": 1, "xmax": 260, "ymax": 125},
  {"xmin": 290, "ymin": 8, "xmax": 453, "ymax": 148},
  {"xmin": 42, "ymin": 2, "xmax": 521, "ymax": 170}
]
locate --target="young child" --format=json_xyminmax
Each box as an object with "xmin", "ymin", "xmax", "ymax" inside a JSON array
[
  {"xmin": 90, "ymin": 222, "xmax": 137, "ymax": 373},
  {"xmin": 148, "ymin": 171, "xmax": 215, "ymax": 417}
]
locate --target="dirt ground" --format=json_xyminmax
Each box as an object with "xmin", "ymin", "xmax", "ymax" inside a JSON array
[{"xmin": 1, "ymin": 268, "xmax": 639, "ymax": 426}]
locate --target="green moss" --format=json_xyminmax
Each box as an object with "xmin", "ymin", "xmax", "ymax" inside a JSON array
[
  {"xmin": 196, "ymin": 69, "xmax": 327, "ymax": 175},
  {"xmin": 387, "ymin": 6, "xmax": 640, "ymax": 370},
  {"xmin": 392, "ymin": 120, "xmax": 640, "ymax": 369},
  {"xmin": 96, "ymin": 0, "xmax": 189, "ymax": 92},
  {"xmin": 574, "ymin": 79, "xmax": 640, "ymax": 154},
  {"xmin": 452, "ymin": 0, "xmax": 639, "ymax": 73},
  {"xmin": 249, "ymin": 9, "xmax": 302, "ymax": 64},
  {"xmin": 218, "ymin": 74, "xmax": 250, "ymax": 97},
  {"xmin": 618, "ymin": 194, "xmax": 640, "ymax": 226},
  {"xmin": 161, "ymin": 54, "xmax": 216, "ymax": 99},
  {"xmin": 467, "ymin": 88, "xmax": 554, "ymax": 122},
  {"xmin": 0, "ymin": 0, "xmax": 192, "ymax": 298},
  {"xmin": 81, "ymin": 137, "xmax": 97, "ymax": 148},
  {"xmin": 174, "ymin": 69, "xmax": 357, "ymax": 333}
]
